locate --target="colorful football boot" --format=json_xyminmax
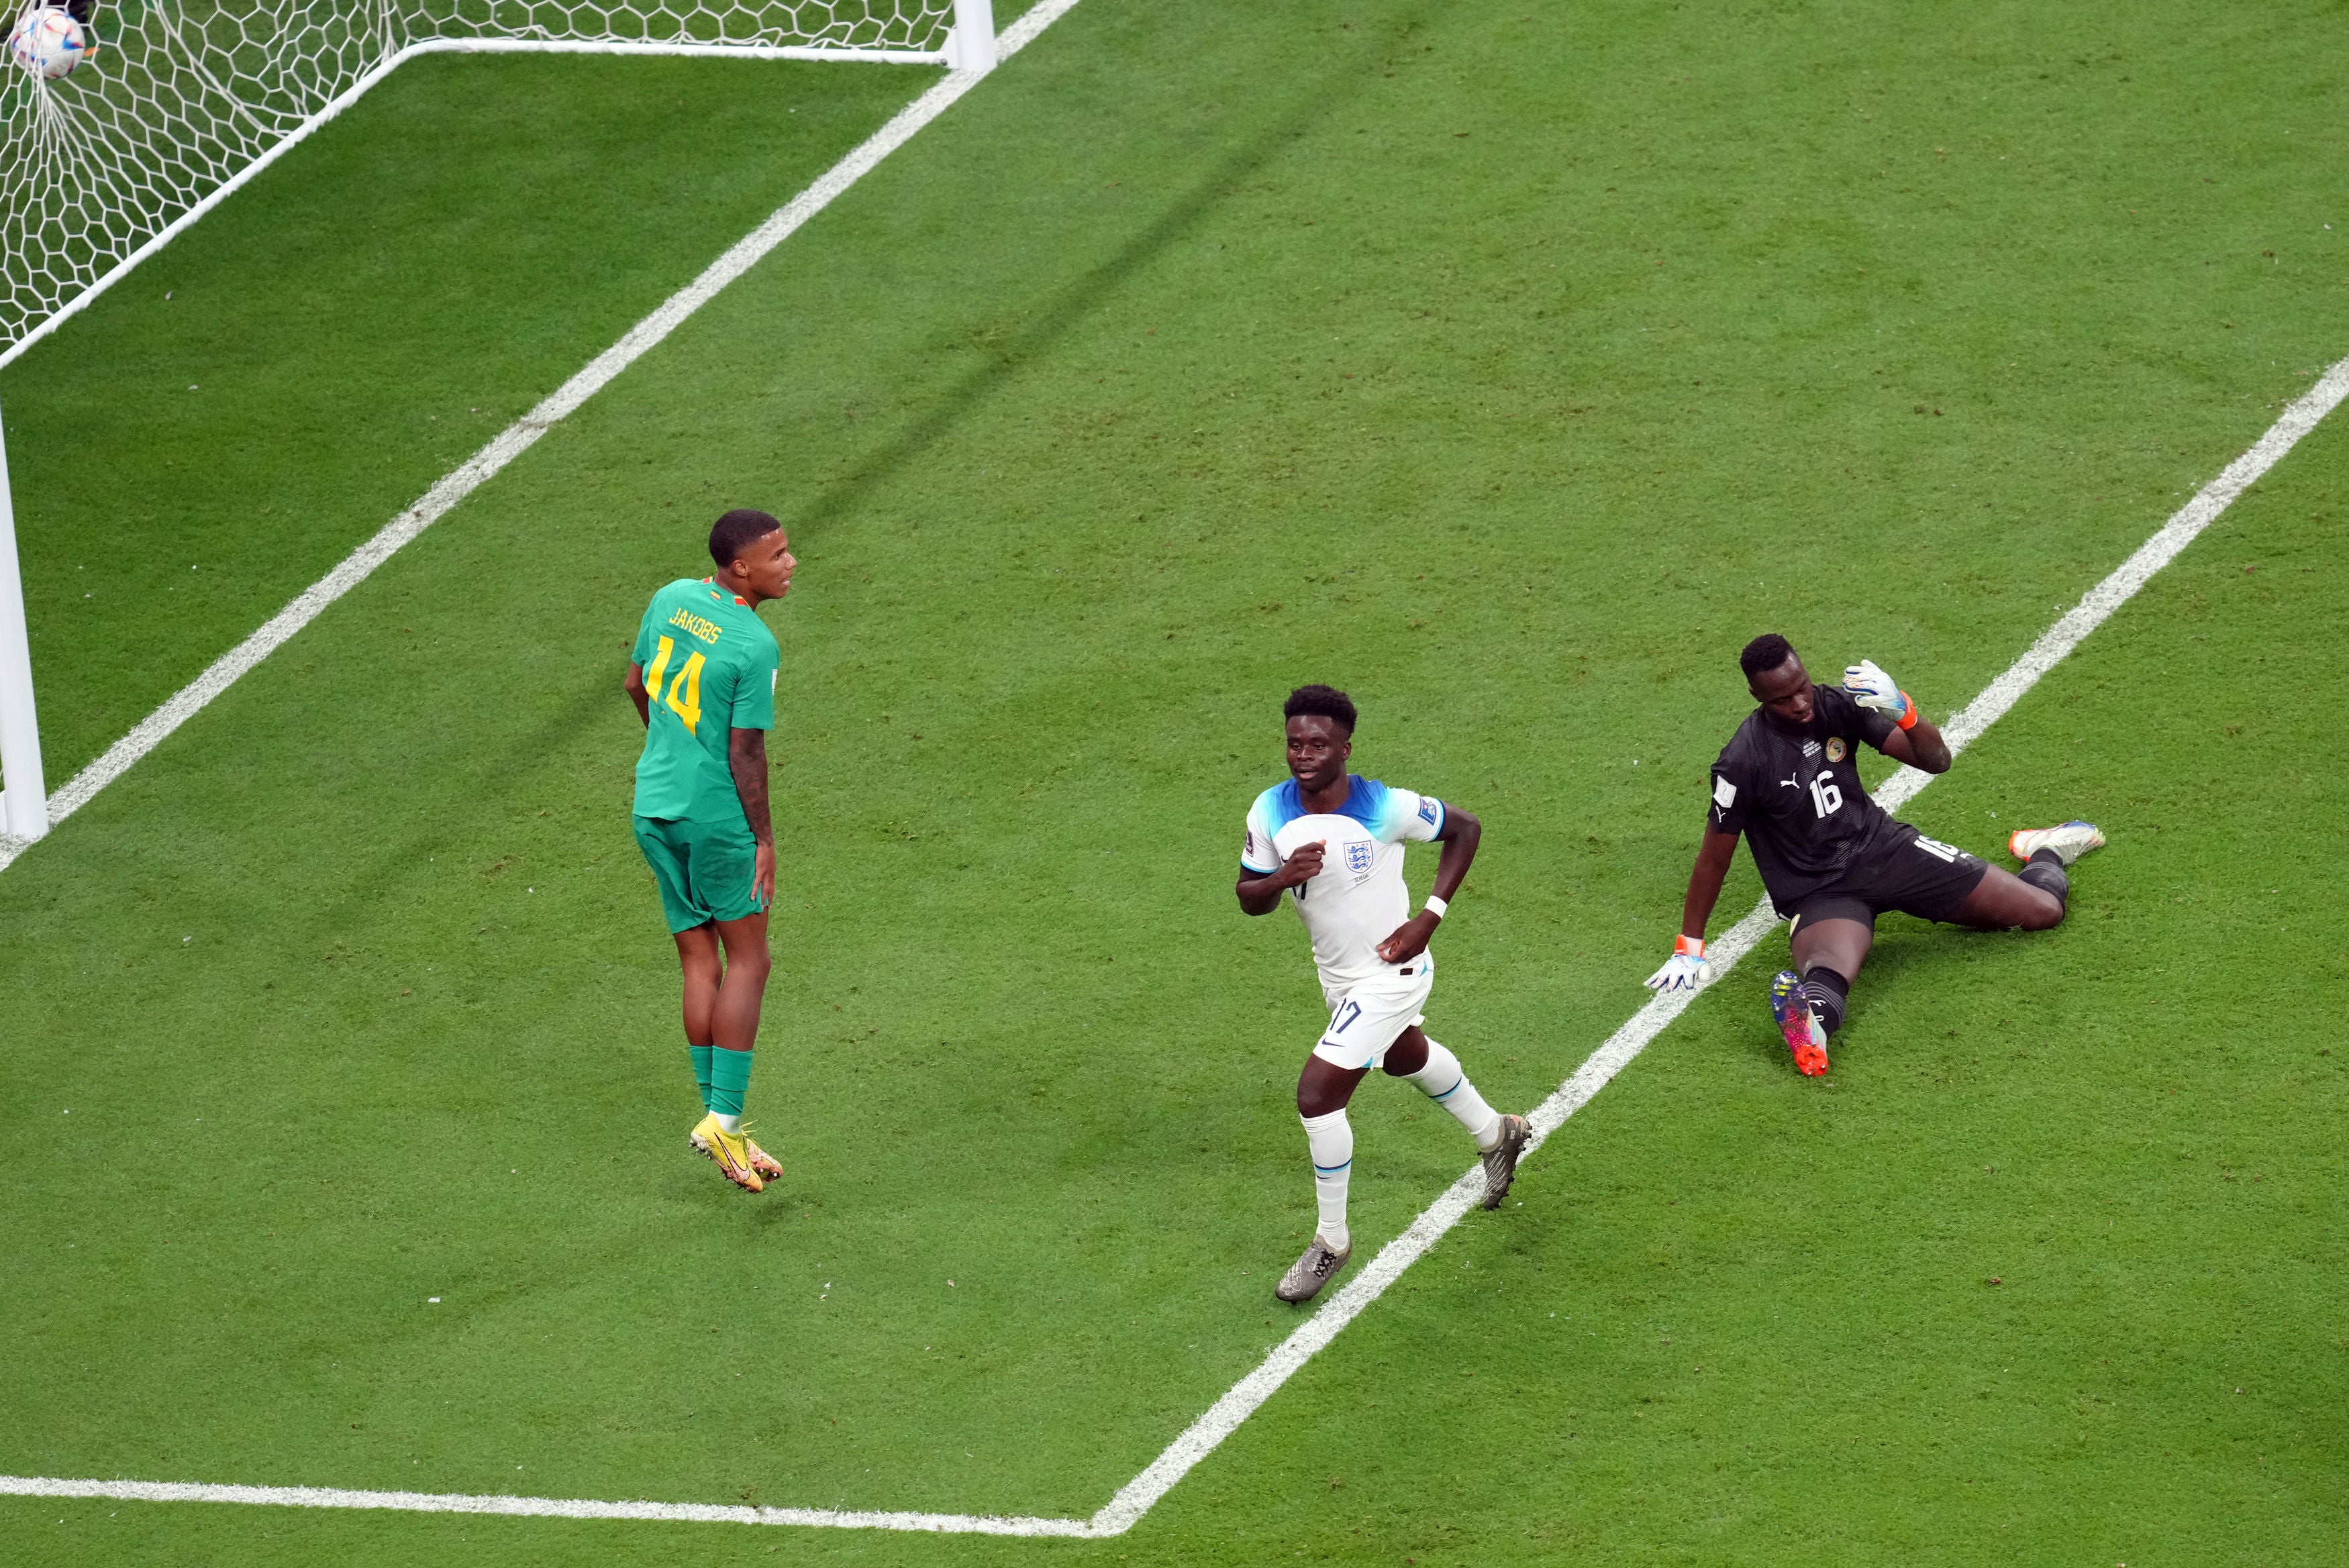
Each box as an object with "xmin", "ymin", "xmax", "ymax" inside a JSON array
[
  {"xmin": 1768, "ymin": 969, "xmax": 1830, "ymax": 1076},
  {"xmin": 2007, "ymin": 820, "xmax": 2105, "ymax": 865}
]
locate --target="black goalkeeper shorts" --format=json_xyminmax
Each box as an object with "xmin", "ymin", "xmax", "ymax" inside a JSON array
[{"xmin": 1784, "ymin": 825, "xmax": 1991, "ymax": 933}]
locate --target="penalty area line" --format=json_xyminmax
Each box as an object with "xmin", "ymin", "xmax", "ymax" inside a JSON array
[
  {"xmin": 11, "ymin": 360, "xmax": 2343, "ymax": 1538},
  {"xmin": 1082, "ymin": 351, "xmax": 2349, "ymax": 1534},
  {"xmin": 1, "ymin": 342, "xmax": 2340, "ymax": 1542},
  {"xmin": 0, "ymin": 0, "xmax": 1087, "ymax": 874}
]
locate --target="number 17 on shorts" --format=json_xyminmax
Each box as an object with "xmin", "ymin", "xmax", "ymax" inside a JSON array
[{"xmin": 1312, "ymin": 964, "xmax": 1438, "ymax": 1072}]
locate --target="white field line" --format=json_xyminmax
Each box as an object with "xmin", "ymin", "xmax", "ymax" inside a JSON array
[
  {"xmin": 0, "ymin": 1475, "xmax": 1091, "ymax": 1534},
  {"xmin": 9, "ymin": 360, "xmax": 2344, "ymax": 1537},
  {"xmin": 1088, "ymin": 353, "xmax": 2349, "ymax": 1532},
  {"xmin": 0, "ymin": 0, "xmax": 1083, "ymax": 872}
]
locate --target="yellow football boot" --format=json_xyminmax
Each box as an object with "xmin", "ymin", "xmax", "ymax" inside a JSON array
[
  {"xmin": 689, "ymin": 1112, "xmax": 763, "ymax": 1193},
  {"xmin": 689, "ymin": 1117, "xmax": 783, "ymax": 1182}
]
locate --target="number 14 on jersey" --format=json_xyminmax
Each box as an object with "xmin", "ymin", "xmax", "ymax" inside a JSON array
[{"xmin": 643, "ymin": 635, "xmax": 705, "ymax": 733}]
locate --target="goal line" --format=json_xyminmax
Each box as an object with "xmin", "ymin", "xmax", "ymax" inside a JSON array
[{"xmin": 5, "ymin": 325, "xmax": 2340, "ymax": 1530}]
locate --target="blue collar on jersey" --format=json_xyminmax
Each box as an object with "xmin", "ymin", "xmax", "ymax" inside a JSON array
[{"xmin": 1262, "ymin": 774, "xmax": 1386, "ymax": 830}]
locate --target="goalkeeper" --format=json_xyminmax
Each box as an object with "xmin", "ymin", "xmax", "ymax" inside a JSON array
[{"xmin": 1645, "ymin": 633, "xmax": 2105, "ymax": 1076}]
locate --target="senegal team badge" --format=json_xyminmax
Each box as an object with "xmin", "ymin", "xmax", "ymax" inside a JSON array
[{"xmin": 1825, "ymin": 737, "xmax": 1847, "ymax": 762}]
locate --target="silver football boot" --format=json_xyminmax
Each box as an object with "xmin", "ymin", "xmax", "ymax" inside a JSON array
[
  {"xmin": 1479, "ymin": 1113, "xmax": 1531, "ymax": 1209},
  {"xmin": 1274, "ymin": 1236, "xmax": 1353, "ymax": 1303}
]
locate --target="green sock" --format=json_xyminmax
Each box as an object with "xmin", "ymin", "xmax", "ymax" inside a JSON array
[
  {"xmin": 709, "ymin": 1047, "xmax": 754, "ymax": 1126},
  {"xmin": 689, "ymin": 1045, "xmax": 715, "ymax": 1111}
]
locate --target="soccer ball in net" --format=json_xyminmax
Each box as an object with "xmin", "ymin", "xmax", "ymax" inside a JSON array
[{"xmin": 7, "ymin": 7, "xmax": 89, "ymax": 81}]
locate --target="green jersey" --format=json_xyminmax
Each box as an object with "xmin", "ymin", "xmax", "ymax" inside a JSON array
[{"xmin": 630, "ymin": 577, "xmax": 781, "ymax": 823}]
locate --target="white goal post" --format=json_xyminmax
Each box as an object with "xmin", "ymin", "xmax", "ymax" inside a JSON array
[{"xmin": 0, "ymin": 0, "xmax": 994, "ymax": 842}]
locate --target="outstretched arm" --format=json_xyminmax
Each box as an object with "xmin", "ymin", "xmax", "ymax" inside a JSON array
[
  {"xmin": 1679, "ymin": 825, "xmax": 1739, "ymax": 940},
  {"xmin": 728, "ymin": 727, "xmax": 777, "ymax": 906},
  {"xmin": 1647, "ymin": 825, "xmax": 1738, "ymax": 991},
  {"xmin": 1376, "ymin": 804, "xmax": 1480, "ymax": 964}
]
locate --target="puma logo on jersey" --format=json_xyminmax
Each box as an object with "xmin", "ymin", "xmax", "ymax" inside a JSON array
[{"xmin": 1779, "ymin": 773, "xmax": 1802, "ymax": 791}]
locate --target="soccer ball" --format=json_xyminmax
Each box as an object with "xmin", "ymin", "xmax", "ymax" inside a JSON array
[{"xmin": 8, "ymin": 7, "xmax": 91, "ymax": 81}]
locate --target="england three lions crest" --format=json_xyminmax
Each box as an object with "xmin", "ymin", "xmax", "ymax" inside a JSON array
[{"xmin": 1345, "ymin": 840, "xmax": 1376, "ymax": 875}]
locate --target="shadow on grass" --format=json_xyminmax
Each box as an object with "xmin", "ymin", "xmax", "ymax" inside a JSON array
[{"xmin": 781, "ymin": 1, "xmax": 1436, "ymax": 541}]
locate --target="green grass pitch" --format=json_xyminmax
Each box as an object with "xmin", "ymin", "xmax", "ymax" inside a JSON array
[{"xmin": 3, "ymin": 0, "xmax": 2347, "ymax": 1563}]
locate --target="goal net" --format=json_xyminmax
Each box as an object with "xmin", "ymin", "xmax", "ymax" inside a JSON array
[{"xmin": 0, "ymin": 0, "xmax": 979, "ymax": 362}]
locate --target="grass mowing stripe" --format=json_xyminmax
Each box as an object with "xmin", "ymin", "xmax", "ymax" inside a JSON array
[
  {"xmin": 0, "ymin": 0, "xmax": 1086, "ymax": 873},
  {"xmin": 12, "ymin": 352, "xmax": 2336, "ymax": 1543},
  {"xmin": 1871, "ymin": 353, "xmax": 2349, "ymax": 815}
]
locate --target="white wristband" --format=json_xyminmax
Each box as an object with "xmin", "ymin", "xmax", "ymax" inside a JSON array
[{"xmin": 1423, "ymin": 894, "xmax": 1448, "ymax": 919}]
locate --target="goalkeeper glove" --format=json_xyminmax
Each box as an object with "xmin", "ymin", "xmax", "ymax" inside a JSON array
[
  {"xmin": 1644, "ymin": 935, "xmax": 1712, "ymax": 992},
  {"xmin": 1842, "ymin": 658, "xmax": 1918, "ymax": 729}
]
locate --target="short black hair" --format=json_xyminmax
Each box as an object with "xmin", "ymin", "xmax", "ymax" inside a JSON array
[
  {"xmin": 1283, "ymin": 684, "xmax": 1357, "ymax": 735},
  {"xmin": 708, "ymin": 508, "xmax": 783, "ymax": 571},
  {"xmin": 1739, "ymin": 633, "xmax": 1797, "ymax": 679}
]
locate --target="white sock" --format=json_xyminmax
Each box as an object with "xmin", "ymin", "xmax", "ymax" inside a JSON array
[
  {"xmin": 712, "ymin": 1112, "xmax": 741, "ymax": 1134},
  {"xmin": 1300, "ymin": 1108, "xmax": 1353, "ymax": 1253},
  {"xmin": 1406, "ymin": 1040, "xmax": 1503, "ymax": 1151}
]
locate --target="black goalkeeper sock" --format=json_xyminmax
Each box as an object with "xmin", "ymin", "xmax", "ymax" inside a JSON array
[
  {"xmin": 1800, "ymin": 966, "xmax": 1850, "ymax": 1039},
  {"xmin": 2017, "ymin": 847, "xmax": 2070, "ymax": 905}
]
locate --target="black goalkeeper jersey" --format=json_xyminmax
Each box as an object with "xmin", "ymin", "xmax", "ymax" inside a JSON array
[{"xmin": 1708, "ymin": 684, "xmax": 1901, "ymax": 910}]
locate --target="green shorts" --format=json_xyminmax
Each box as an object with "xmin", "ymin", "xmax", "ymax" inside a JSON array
[{"xmin": 632, "ymin": 814, "xmax": 766, "ymax": 933}]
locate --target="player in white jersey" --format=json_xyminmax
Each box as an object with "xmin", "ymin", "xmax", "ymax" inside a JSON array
[{"xmin": 1236, "ymin": 685, "xmax": 1530, "ymax": 1304}]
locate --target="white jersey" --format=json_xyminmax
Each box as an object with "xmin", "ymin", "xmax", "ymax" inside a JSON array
[{"xmin": 1242, "ymin": 774, "xmax": 1446, "ymax": 997}]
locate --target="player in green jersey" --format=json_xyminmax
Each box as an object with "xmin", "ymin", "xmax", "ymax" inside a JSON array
[{"xmin": 623, "ymin": 509, "xmax": 795, "ymax": 1194}]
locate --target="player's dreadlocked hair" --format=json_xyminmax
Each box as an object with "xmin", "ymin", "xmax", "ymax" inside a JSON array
[
  {"xmin": 1283, "ymin": 684, "xmax": 1358, "ymax": 735},
  {"xmin": 1739, "ymin": 633, "xmax": 1797, "ymax": 679},
  {"xmin": 708, "ymin": 508, "xmax": 783, "ymax": 570}
]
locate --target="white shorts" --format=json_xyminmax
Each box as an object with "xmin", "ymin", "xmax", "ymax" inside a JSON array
[{"xmin": 1311, "ymin": 958, "xmax": 1436, "ymax": 1072}]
